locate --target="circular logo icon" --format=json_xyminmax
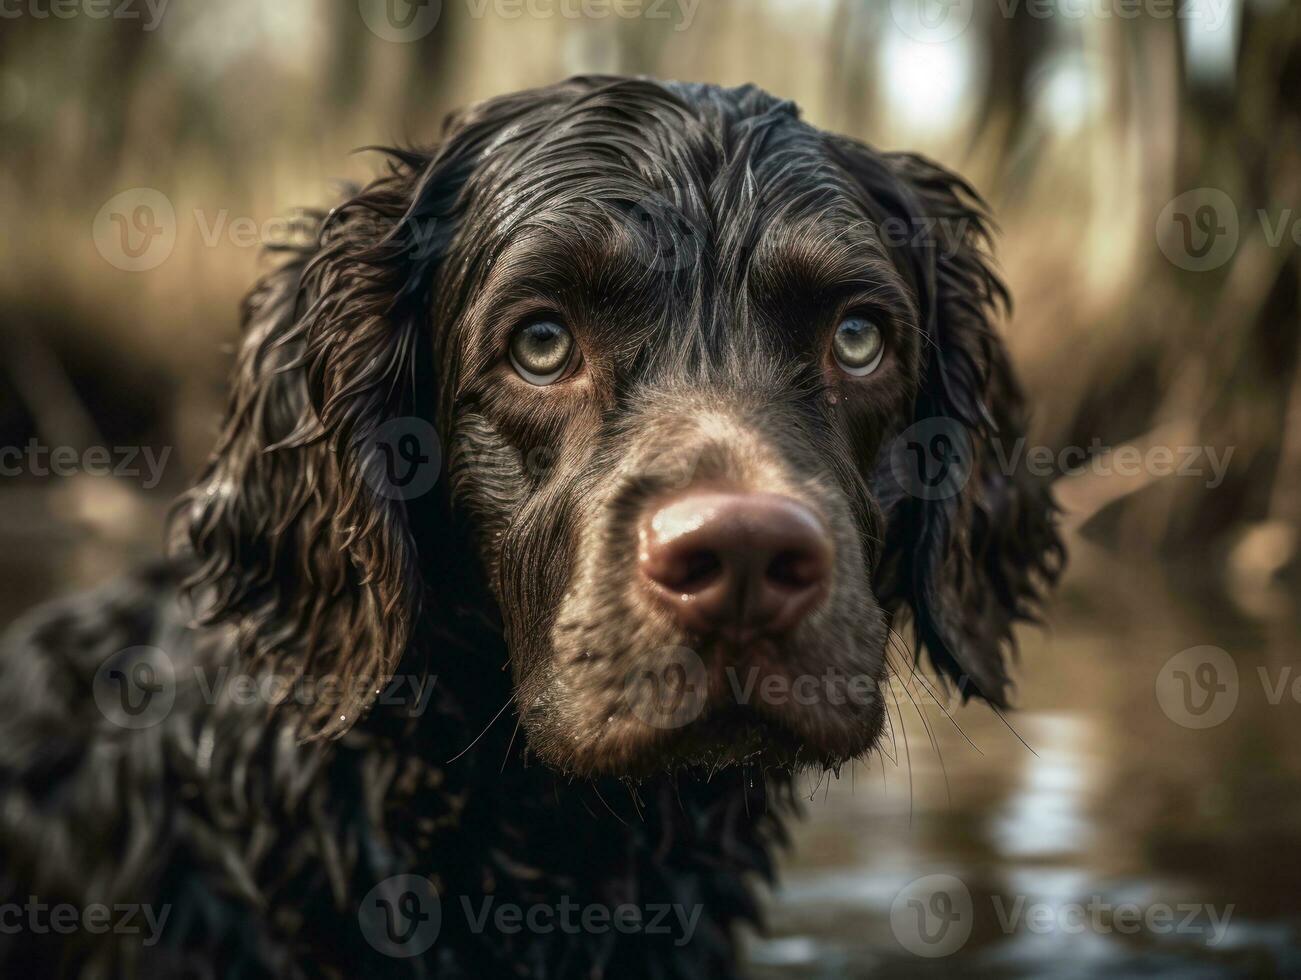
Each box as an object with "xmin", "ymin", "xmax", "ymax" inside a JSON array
[
  {"xmin": 889, "ymin": 0, "xmax": 975, "ymax": 44},
  {"xmin": 889, "ymin": 416, "xmax": 974, "ymax": 501},
  {"xmin": 93, "ymin": 645, "xmax": 176, "ymax": 729},
  {"xmin": 357, "ymin": 0, "xmax": 442, "ymax": 43},
  {"xmin": 1156, "ymin": 645, "xmax": 1239, "ymax": 729},
  {"xmin": 625, "ymin": 195, "xmax": 704, "ymax": 274},
  {"xmin": 623, "ymin": 646, "xmax": 708, "ymax": 731},
  {"xmin": 890, "ymin": 874, "xmax": 973, "ymax": 958},
  {"xmin": 358, "ymin": 417, "xmax": 442, "ymax": 501},
  {"xmin": 638, "ymin": 446, "xmax": 701, "ymax": 491},
  {"xmin": 1157, "ymin": 188, "xmax": 1240, "ymax": 272},
  {"xmin": 359, "ymin": 874, "xmax": 441, "ymax": 958},
  {"xmin": 93, "ymin": 188, "xmax": 176, "ymax": 272}
]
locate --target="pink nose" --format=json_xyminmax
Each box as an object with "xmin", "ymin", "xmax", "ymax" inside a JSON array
[{"xmin": 638, "ymin": 492, "xmax": 832, "ymax": 640}]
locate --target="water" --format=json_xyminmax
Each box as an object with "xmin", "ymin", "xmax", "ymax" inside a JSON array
[{"xmin": 746, "ymin": 554, "xmax": 1301, "ymax": 978}]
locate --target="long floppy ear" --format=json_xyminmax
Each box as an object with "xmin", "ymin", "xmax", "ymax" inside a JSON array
[
  {"xmin": 834, "ymin": 144, "xmax": 1064, "ymax": 708},
  {"xmin": 173, "ymin": 145, "xmax": 461, "ymax": 740}
]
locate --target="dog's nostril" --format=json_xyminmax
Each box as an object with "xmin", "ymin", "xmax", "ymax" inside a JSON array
[
  {"xmin": 677, "ymin": 551, "xmax": 723, "ymax": 592},
  {"xmin": 766, "ymin": 550, "xmax": 820, "ymax": 589},
  {"xmin": 650, "ymin": 548, "xmax": 724, "ymax": 594}
]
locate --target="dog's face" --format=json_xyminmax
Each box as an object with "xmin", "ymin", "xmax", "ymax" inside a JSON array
[
  {"xmin": 437, "ymin": 88, "xmax": 922, "ymax": 776},
  {"xmin": 184, "ymin": 77, "xmax": 1061, "ymax": 779}
]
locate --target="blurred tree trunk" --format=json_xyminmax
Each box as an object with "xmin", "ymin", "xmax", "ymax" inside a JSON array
[
  {"xmin": 824, "ymin": 0, "xmax": 879, "ymax": 141},
  {"xmin": 1120, "ymin": 4, "xmax": 1301, "ymax": 571},
  {"xmin": 969, "ymin": 3, "xmax": 1050, "ymax": 180}
]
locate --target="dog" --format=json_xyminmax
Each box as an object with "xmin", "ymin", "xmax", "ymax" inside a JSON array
[{"xmin": 0, "ymin": 76, "xmax": 1061, "ymax": 978}]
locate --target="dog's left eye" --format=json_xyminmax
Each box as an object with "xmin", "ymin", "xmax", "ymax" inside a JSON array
[
  {"xmin": 509, "ymin": 320, "xmax": 575, "ymax": 385},
  {"xmin": 831, "ymin": 316, "xmax": 886, "ymax": 377}
]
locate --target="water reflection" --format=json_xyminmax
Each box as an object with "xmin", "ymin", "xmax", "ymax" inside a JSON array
[{"xmin": 747, "ymin": 557, "xmax": 1301, "ymax": 978}]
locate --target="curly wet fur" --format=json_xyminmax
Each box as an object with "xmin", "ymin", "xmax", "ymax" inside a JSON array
[{"xmin": 0, "ymin": 76, "xmax": 1061, "ymax": 977}]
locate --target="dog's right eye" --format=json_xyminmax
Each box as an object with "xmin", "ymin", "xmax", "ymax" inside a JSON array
[{"xmin": 509, "ymin": 320, "xmax": 575, "ymax": 386}]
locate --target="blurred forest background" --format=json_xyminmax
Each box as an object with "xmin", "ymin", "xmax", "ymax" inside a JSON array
[{"xmin": 2, "ymin": 1, "xmax": 1300, "ymax": 975}]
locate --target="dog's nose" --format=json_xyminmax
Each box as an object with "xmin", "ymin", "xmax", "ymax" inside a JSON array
[{"xmin": 638, "ymin": 492, "xmax": 832, "ymax": 639}]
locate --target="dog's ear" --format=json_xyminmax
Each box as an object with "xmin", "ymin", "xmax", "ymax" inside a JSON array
[
  {"xmin": 174, "ymin": 142, "xmax": 468, "ymax": 739},
  {"xmin": 833, "ymin": 143, "xmax": 1064, "ymax": 708}
]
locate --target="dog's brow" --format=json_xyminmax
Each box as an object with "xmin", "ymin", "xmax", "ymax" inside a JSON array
[
  {"xmin": 746, "ymin": 214, "xmax": 912, "ymax": 312},
  {"xmin": 482, "ymin": 209, "xmax": 660, "ymax": 297}
]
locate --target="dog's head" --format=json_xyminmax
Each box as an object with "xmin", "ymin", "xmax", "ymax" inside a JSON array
[{"xmin": 182, "ymin": 77, "xmax": 1061, "ymax": 778}]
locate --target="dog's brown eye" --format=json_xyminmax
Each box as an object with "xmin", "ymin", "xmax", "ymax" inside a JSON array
[
  {"xmin": 509, "ymin": 320, "xmax": 574, "ymax": 385},
  {"xmin": 832, "ymin": 316, "xmax": 886, "ymax": 377}
]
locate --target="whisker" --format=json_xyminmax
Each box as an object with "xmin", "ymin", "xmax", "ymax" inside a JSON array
[
  {"xmin": 446, "ymin": 692, "xmax": 516, "ymax": 764},
  {"xmin": 883, "ymin": 664, "xmax": 915, "ymax": 826},
  {"xmin": 590, "ymin": 783, "xmax": 628, "ymax": 827},
  {"xmin": 895, "ymin": 651, "xmax": 950, "ymax": 806},
  {"xmin": 886, "ymin": 627, "xmax": 981, "ymax": 753},
  {"xmin": 500, "ymin": 711, "xmax": 524, "ymax": 774}
]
